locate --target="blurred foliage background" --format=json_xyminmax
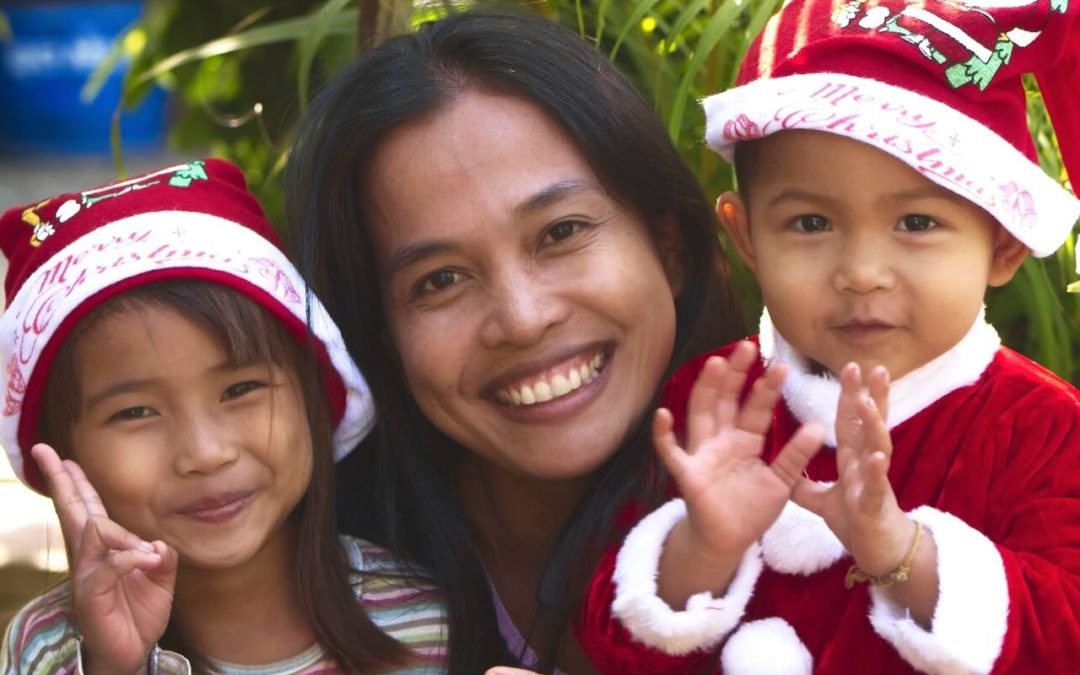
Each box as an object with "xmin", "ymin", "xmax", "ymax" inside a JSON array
[{"xmin": 74, "ymin": 0, "xmax": 1080, "ymax": 382}]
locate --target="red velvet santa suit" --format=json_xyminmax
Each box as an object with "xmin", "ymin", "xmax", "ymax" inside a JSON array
[{"xmin": 577, "ymin": 312, "xmax": 1080, "ymax": 674}]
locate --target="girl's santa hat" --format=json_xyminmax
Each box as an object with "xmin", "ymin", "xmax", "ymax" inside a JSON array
[
  {"xmin": 704, "ymin": 0, "xmax": 1080, "ymax": 257},
  {"xmin": 0, "ymin": 159, "xmax": 374, "ymax": 493}
]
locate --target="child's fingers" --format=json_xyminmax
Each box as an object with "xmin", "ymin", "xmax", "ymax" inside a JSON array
[
  {"xmin": 685, "ymin": 357, "xmax": 724, "ymax": 445},
  {"xmin": 713, "ymin": 341, "xmax": 757, "ymax": 429},
  {"xmin": 855, "ymin": 451, "xmax": 892, "ymax": 516},
  {"xmin": 769, "ymin": 421, "xmax": 825, "ymax": 488},
  {"xmin": 31, "ymin": 444, "xmax": 90, "ymax": 553},
  {"xmin": 64, "ymin": 460, "xmax": 109, "ymax": 519},
  {"xmin": 857, "ymin": 395, "xmax": 893, "ymax": 461},
  {"xmin": 737, "ymin": 362, "xmax": 786, "ymax": 436},
  {"xmin": 79, "ymin": 516, "xmax": 156, "ymax": 571},
  {"xmin": 867, "ymin": 366, "xmax": 890, "ymax": 423},
  {"xmin": 653, "ymin": 408, "xmax": 688, "ymax": 480},
  {"xmin": 790, "ymin": 477, "xmax": 832, "ymax": 517}
]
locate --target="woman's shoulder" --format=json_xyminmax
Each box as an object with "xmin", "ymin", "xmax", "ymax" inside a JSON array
[
  {"xmin": 338, "ymin": 535, "xmax": 448, "ymax": 666},
  {"xmin": 1, "ymin": 582, "xmax": 80, "ymax": 674}
]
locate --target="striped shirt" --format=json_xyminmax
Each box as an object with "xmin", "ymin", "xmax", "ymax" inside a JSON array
[{"xmin": 0, "ymin": 536, "xmax": 447, "ymax": 674}]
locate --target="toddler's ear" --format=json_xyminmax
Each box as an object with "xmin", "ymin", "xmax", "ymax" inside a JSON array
[
  {"xmin": 987, "ymin": 229, "xmax": 1028, "ymax": 287},
  {"xmin": 716, "ymin": 192, "xmax": 756, "ymax": 272}
]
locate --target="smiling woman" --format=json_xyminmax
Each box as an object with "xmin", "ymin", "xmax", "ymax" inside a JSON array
[{"xmin": 287, "ymin": 8, "xmax": 742, "ymax": 674}]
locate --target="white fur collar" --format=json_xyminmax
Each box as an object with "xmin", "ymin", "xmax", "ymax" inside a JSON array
[{"xmin": 758, "ymin": 308, "xmax": 1000, "ymax": 447}]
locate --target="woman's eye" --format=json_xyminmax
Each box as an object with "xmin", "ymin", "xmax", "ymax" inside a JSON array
[
  {"xmin": 544, "ymin": 220, "xmax": 583, "ymax": 243},
  {"xmin": 898, "ymin": 214, "xmax": 937, "ymax": 232},
  {"xmin": 223, "ymin": 381, "xmax": 264, "ymax": 400},
  {"xmin": 109, "ymin": 407, "xmax": 153, "ymax": 422},
  {"xmin": 793, "ymin": 215, "xmax": 830, "ymax": 233},
  {"xmin": 418, "ymin": 269, "xmax": 463, "ymax": 294}
]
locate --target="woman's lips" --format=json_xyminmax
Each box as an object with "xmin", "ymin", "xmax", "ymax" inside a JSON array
[{"xmin": 493, "ymin": 347, "xmax": 609, "ymax": 407}]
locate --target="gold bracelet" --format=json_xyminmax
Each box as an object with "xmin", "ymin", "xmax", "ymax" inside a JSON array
[{"xmin": 844, "ymin": 521, "xmax": 923, "ymax": 589}]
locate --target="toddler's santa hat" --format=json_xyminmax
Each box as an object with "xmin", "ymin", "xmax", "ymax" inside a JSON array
[
  {"xmin": 704, "ymin": 0, "xmax": 1080, "ymax": 257},
  {"xmin": 0, "ymin": 159, "xmax": 374, "ymax": 493}
]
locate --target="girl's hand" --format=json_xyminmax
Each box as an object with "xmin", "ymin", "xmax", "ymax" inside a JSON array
[
  {"xmin": 32, "ymin": 443, "xmax": 177, "ymax": 675},
  {"xmin": 791, "ymin": 364, "xmax": 918, "ymax": 577},
  {"xmin": 654, "ymin": 342, "xmax": 824, "ymax": 604}
]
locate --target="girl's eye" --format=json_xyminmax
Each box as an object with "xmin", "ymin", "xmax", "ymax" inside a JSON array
[
  {"xmin": 544, "ymin": 220, "xmax": 583, "ymax": 244},
  {"xmin": 898, "ymin": 214, "xmax": 938, "ymax": 232},
  {"xmin": 109, "ymin": 407, "xmax": 154, "ymax": 423},
  {"xmin": 223, "ymin": 381, "xmax": 264, "ymax": 400},
  {"xmin": 418, "ymin": 269, "xmax": 463, "ymax": 294},
  {"xmin": 793, "ymin": 215, "xmax": 830, "ymax": 233}
]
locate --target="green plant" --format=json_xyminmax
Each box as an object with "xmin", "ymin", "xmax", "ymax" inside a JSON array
[{"xmin": 102, "ymin": 0, "xmax": 1080, "ymax": 382}]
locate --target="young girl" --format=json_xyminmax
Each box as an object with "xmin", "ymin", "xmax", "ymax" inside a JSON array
[{"xmin": 0, "ymin": 159, "xmax": 448, "ymax": 674}]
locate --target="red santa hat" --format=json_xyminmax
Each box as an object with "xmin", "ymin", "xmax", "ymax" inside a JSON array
[
  {"xmin": 0, "ymin": 159, "xmax": 374, "ymax": 493},
  {"xmin": 704, "ymin": 0, "xmax": 1080, "ymax": 257}
]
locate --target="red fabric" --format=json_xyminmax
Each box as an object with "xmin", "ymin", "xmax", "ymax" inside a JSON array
[
  {"xmin": 738, "ymin": 0, "xmax": 1080, "ymax": 179},
  {"xmin": 577, "ymin": 341, "xmax": 1080, "ymax": 673}
]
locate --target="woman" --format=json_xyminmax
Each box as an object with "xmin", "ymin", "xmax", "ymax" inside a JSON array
[{"xmin": 287, "ymin": 9, "xmax": 742, "ymax": 673}]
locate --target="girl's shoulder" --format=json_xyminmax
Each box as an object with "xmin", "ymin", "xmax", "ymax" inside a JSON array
[
  {"xmin": 1, "ymin": 582, "xmax": 80, "ymax": 674},
  {"xmin": 339, "ymin": 535, "xmax": 448, "ymax": 669}
]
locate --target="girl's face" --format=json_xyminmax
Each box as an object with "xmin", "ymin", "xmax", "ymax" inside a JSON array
[
  {"xmin": 69, "ymin": 304, "xmax": 312, "ymax": 569},
  {"xmin": 367, "ymin": 89, "xmax": 679, "ymax": 482}
]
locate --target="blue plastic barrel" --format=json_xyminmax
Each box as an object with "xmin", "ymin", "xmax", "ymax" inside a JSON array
[{"xmin": 0, "ymin": 1, "xmax": 166, "ymax": 154}]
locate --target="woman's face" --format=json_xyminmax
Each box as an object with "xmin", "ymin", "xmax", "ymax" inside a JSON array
[{"xmin": 367, "ymin": 90, "xmax": 679, "ymax": 481}]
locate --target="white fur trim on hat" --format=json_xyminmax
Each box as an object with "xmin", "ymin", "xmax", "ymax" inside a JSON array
[
  {"xmin": 868, "ymin": 506, "xmax": 1009, "ymax": 674},
  {"xmin": 720, "ymin": 617, "xmax": 813, "ymax": 675},
  {"xmin": 611, "ymin": 498, "xmax": 763, "ymax": 655},
  {"xmin": 0, "ymin": 211, "xmax": 374, "ymax": 487},
  {"xmin": 703, "ymin": 72, "xmax": 1080, "ymax": 257},
  {"xmin": 759, "ymin": 307, "xmax": 1000, "ymax": 448},
  {"xmin": 761, "ymin": 496, "xmax": 847, "ymax": 575}
]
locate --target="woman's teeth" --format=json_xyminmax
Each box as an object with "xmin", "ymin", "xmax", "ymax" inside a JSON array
[{"xmin": 496, "ymin": 353, "xmax": 606, "ymax": 406}]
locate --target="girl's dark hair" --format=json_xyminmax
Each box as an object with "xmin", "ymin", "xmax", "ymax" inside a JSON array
[
  {"xmin": 38, "ymin": 280, "xmax": 412, "ymax": 673},
  {"xmin": 287, "ymin": 8, "xmax": 743, "ymax": 672}
]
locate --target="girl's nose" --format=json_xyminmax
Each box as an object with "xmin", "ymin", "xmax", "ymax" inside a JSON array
[{"xmin": 174, "ymin": 417, "xmax": 239, "ymax": 475}]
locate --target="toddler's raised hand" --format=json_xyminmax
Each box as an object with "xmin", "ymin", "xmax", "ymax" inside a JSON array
[
  {"xmin": 32, "ymin": 443, "xmax": 177, "ymax": 675},
  {"xmin": 791, "ymin": 365, "xmax": 919, "ymax": 580},
  {"xmin": 653, "ymin": 342, "xmax": 824, "ymax": 606}
]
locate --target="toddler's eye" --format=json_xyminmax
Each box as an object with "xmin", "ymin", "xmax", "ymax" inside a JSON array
[
  {"xmin": 898, "ymin": 214, "xmax": 937, "ymax": 232},
  {"xmin": 223, "ymin": 381, "xmax": 264, "ymax": 400},
  {"xmin": 793, "ymin": 215, "xmax": 830, "ymax": 233},
  {"xmin": 419, "ymin": 269, "xmax": 463, "ymax": 294}
]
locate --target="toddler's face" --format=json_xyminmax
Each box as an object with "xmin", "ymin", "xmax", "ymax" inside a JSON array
[
  {"xmin": 68, "ymin": 305, "xmax": 312, "ymax": 570},
  {"xmin": 721, "ymin": 130, "xmax": 1024, "ymax": 380}
]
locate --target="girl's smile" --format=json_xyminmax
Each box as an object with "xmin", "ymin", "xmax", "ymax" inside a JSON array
[{"xmin": 69, "ymin": 304, "xmax": 312, "ymax": 570}]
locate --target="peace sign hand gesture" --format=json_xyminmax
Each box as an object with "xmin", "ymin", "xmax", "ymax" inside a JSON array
[{"xmin": 31, "ymin": 443, "xmax": 177, "ymax": 675}]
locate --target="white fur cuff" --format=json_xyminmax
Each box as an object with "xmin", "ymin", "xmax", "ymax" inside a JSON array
[
  {"xmin": 869, "ymin": 506, "xmax": 1009, "ymax": 674},
  {"xmin": 611, "ymin": 498, "xmax": 763, "ymax": 655}
]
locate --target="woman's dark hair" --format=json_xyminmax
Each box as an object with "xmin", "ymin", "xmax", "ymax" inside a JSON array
[
  {"xmin": 287, "ymin": 8, "xmax": 742, "ymax": 672},
  {"xmin": 38, "ymin": 280, "xmax": 413, "ymax": 673}
]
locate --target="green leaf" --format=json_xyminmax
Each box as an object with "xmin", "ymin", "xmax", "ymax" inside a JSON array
[
  {"xmin": 667, "ymin": 0, "xmax": 743, "ymax": 142},
  {"xmin": 609, "ymin": 0, "xmax": 665, "ymax": 60},
  {"xmin": 296, "ymin": 0, "xmax": 356, "ymax": 110},
  {"xmin": 133, "ymin": 10, "xmax": 358, "ymax": 86}
]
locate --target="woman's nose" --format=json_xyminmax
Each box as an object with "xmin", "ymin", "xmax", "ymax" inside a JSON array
[{"xmin": 479, "ymin": 268, "xmax": 568, "ymax": 349}]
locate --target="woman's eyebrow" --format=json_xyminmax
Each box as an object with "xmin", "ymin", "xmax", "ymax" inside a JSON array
[
  {"xmin": 384, "ymin": 180, "xmax": 599, "ymax": 279},
  {"xmin": 513, "ymin": 179, "xmax": 596, "ymax": 217}
]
